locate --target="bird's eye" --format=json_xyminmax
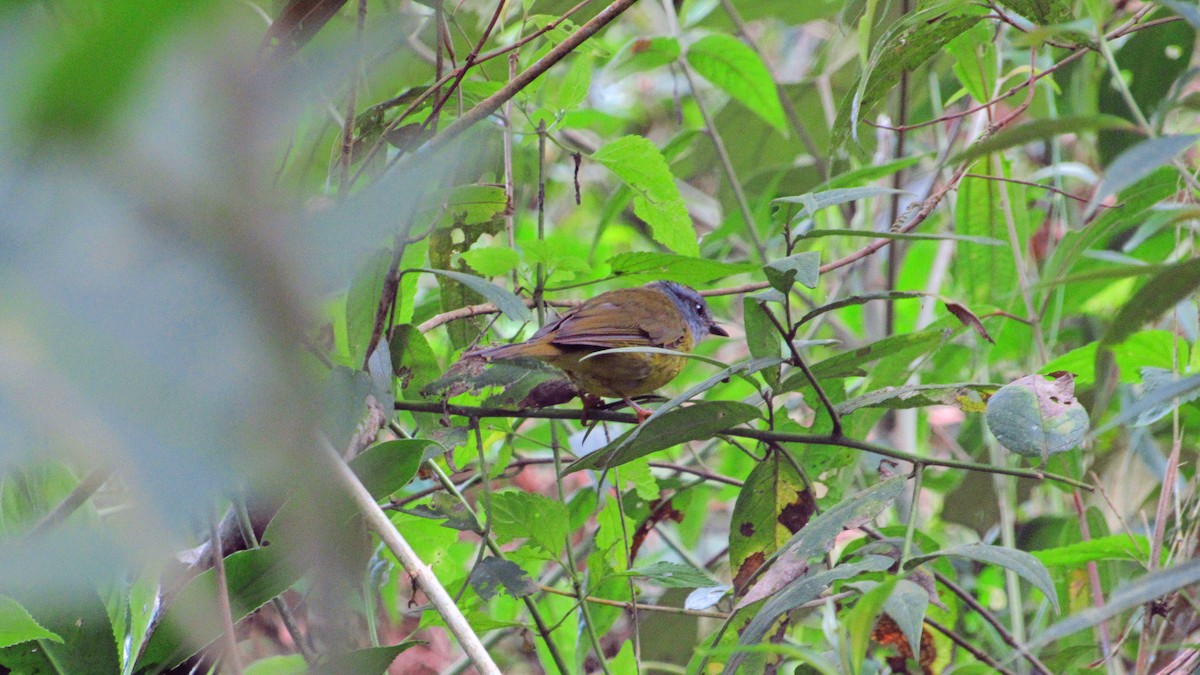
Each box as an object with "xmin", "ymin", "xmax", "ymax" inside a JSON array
[{"xmin": 695, "ymin": 302, "xmax": 703, "ymax": 313}]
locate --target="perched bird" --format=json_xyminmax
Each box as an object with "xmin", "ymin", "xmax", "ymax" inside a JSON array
[{"xmin": 467, "ymin": 281, "xmax": 728, "ymax": 421}]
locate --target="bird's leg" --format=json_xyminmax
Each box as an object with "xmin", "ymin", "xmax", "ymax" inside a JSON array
[{"xmin": 623, "ymin": 397, "xmax": 654, "ymax": 424}]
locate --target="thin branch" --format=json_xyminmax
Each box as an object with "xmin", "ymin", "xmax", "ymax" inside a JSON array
[
  {"xmin": 27, "ymin": 465, "xmax": 114, "ymax": 537},
  {"xmin": 317, "ymin": 439, "xmax": 502, "ymax": 675},
  {"xmin": 665, "ymin": 0, "xmax": 766, "ymax": 262},
  {"xmin": 210, "ymin": 505, "xmax": 244, "ymax": 675},
  {"xmin": 391, "ymin": 400, "xmax": 1093, "ymax": 490},
  {"xmin": 409, "ymin": 0, "xmax": 641, "ymax": 157},
  {"xmin": 963, "ymin": 173, "xmax": 1118, "ymax": 207}
]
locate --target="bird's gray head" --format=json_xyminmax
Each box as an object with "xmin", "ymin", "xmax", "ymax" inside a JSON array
[{"xmin": 648, "ymin": 281, "xmax": 730, "ymax": 342}]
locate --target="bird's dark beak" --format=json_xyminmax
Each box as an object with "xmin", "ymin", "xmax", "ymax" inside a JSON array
[{"xmin": 709, "ymin": 323, "xmax": 730, "ymax": 337}]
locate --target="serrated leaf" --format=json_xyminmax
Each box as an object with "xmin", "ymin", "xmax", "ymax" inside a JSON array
[
  {"xmin": 764, "ymin": 251, "xmax": 821, "ymax": 293},
  {"xmin": 593, "ymin": 136, "xmax": 697, "ymax": 255},
  {"xmin": 0, "ymin": 596, "xmax": 62, "ymax": 649},
  {"xmin": 687, "ymin": 34, "xmax": 787, "ymax": 134},
  {"xmin": 562, "ymin": 401, "xmax": 761, "ymax": 474},
  {"xmin": 490, "ymin": 491, "xmax": 569, "ymax": 556},
  {"xmin": 986, "ymin": 373, "xmax": 1088, "ymax": 460},
  {"xmin": 468, "ymin": 557, "xmax": 538, "ymax": 600},
  {"xmin": 907, "ymin": 543, "xmax": 1059, "ymax": 613}
]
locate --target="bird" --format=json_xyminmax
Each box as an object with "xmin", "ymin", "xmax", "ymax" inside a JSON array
[{"xmin": 466, "ymin": 281, "xmax": 729, "ymax": 422}]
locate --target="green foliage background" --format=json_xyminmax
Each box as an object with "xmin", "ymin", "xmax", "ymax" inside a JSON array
[{"xmin": 2, "ymin": 0, "xmax": 1199, "ymax": 673}]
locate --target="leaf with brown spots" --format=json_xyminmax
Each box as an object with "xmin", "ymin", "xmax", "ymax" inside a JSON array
[
  {"xmin": 729, "ymin": 450, "xmax": 811, "ymax": 597},
  {"xmin": 872, "ymin": 614, "xmax": 936, "ymax": 675}
]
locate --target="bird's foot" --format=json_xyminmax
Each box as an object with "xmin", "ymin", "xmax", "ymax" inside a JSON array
[
  {"xmin": 580, "ymin": 393, "xmax": 605, "ymax": 425},
  {"xmin": 624, "ymin": 397, "xmax": 654, "ymax": 424}
]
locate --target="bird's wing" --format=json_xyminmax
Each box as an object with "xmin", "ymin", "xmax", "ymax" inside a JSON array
[{"xmin": 545, "ymin": 290, "xmax": 686, "ymax": 349}]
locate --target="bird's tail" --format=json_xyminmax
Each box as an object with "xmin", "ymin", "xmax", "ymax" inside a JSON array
[{"xmin": 464, "ymin": 340, "xmax": 558, "ymax": 361}]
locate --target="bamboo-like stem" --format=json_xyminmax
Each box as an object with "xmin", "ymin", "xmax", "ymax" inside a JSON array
[{"xmin": 317, "ymin": 439, "xmax": 502, "ymax": 675}]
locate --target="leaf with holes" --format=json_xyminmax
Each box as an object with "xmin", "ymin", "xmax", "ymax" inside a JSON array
[{"xmin": 986, "ymin": 373, "xmax": 1088, "ymax": 460}]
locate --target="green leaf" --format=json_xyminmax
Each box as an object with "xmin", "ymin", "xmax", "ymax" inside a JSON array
[
  {"xmin": 350, "ymin": 439, "xmax": 431, "ymax": 500},
  {"xmin": 1032, "ymin": 534, "xmax": 1151, "ymax": 567},
  {"xmin": 416, "ymin": 268, "xmax": 531, "ymax": 322},
  {"xmin": 995, "ymin": 0, "xmax": 1071, "ymax": 24},
  {"xmin": 615, "ymin": 561, "xmax": 718, "ymax": 588},
  {"xmin": 764, "ymin": 251, "xmax": 821, "ymax": 293},
  {"xmin": 1101, "ymin": 257, "xmax": 1200, "ymax": 347},
  {"xmin": 985, "ymin": 373, "xmax": 1089, "ymax": 460},
  {"xmin": 490, "ymin": 491, "xmax": 569, "ymax": 556},
  {"xmin": 468, "ymin": 557, "xmax": 538, "ymax": 600},
  {"xmin": 907, "ymin": 543, "xmax": 1059, "ymax": 612},
  {"xmin": 799, "ymin": 291, "xmax": 925, "ymax": 326},
  {"xmin": 802, "ymin": 229, "xmax": 1005, "ymax": 246},
  {"xmin": 389, "ymin": 324, "xmax": 441, "ymax": 396},
  {"xmin": 460, "ymin": 248, "xmax": 519, "ymax": 278},
  {"xmin": 244, "ymin": 654, "xmax": 308, "ymax": 675},
  {"xmin": 822, "ymin": 156, "xmax": 922, "ymax": 190},
  {"xmin": 686, "ymin": 34, "xmax": 787, "ymax": 134},
  {"xmin": 347, "ymin": 248, "xmax": 393, "ymax": 366},
  {"xmin": 593, "ymin": 135, "xmax": 698, "ymax": 255},
  {"xmin": 1090, "ymin": 372, "xmax": 1200, "ymax": 438},
  {"xmin": 883, "ymin": 580, "xmax": 930, "ymax": 665},
  {"xmin": 310, "ymin": 643, "xmax": 421, "ymax": 674},
  {"xmin": 743, "ymin": 298, "xmax": 782, "ymax": 363},
  {"xmin": 637, "ymin": 355, "xmax": 786, "ymax": 424},
  {"xmin": 608, "ymin": 251, "xmax": 757, "ymax": 284},
  {"xmin": 563, "ymin": 401, "xmax": 761, "ymax": 474},
  {"xmin": 0, "ymin": 596, "xmax": 61, "ymax": 649},
  {"xmin": 1026, "ymin": 558, "xmax": 1200, "ymax": 652},
  {"xmin": 775, "ymin": 187, "xmax": 909, "ymax": 220},
  {"xmin": 846, "ymin": 578, "xmax": 898, "ymax": 674},
  {"xmin": 798, "ymin": 329, "xmax": 950, "ymax": 381},
  {"xmin": 729, "ymin": 453, "xmax": 814, "ymax": 593},
  {"xmin": 1087, "ymin": 135, "xmax": 1200, "ymax": 216},
  {"xmin": 835, "ymin": 382, "xmax": 997, "ymax": 415},
  {"xmin": 949, "ymin": 115, "xmax": 1132, "ymax": 167},
  {"xmin": 137, "ymin": 546, "xmax": 301, "ymax": 670},
  {"xmin": 833, "ymin": 6, "xmax": 985, "ymax": 149},
  {"xmin": 771, "ymin": 476, "xmax": 907, "ymax": 569},
  {"xmin": 609, "ymin": 36, "xmax": 681, "ymax": 75},
  {"xmin": 1041, "ymin": 331, "xmax": 1187, "ymax": 387},
  {"xmin": 725, "ymin": 556, "xmax": 894, "ymax": 674}
]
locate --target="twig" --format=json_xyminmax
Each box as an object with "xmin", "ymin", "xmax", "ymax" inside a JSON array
[
  {"xmin": 925, "ymin": 617, "xmax": 1018, "ymax": 675},
  {"xmin": 317, "ymin": 439, "xmax": 502, "ymax": 675},
  {"xmin": 664, "ymin": 0, "xmax": 766, "ymax": 262},
  {"xmin": 410, "ymin": 0, "xmax": 642, "ymax": 157},
  {"xmin": 27, "ymin": 465, "xmax": 114, "ymax": 537},
  {"xmin": 337, "ymin": 0, "xmax": 368, "ymax": 197},
  {"xmin": 421, "ymin": 456, "xmax": 571, "ymax": 674},
  {"xmin": 391, "ymin": 400, "xmax": 1093, "ymax": 490}
]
